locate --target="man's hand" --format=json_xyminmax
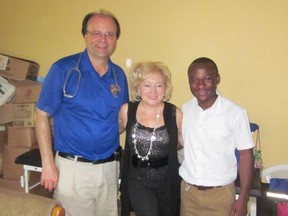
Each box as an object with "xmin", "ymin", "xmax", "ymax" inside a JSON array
[
  {"xmin": 229, "ymin": 199, "xmax": 248, "ymax": 216},
  {"xmin": 41, "ymin": 163, "xmax": 59, "ymax": 192}
]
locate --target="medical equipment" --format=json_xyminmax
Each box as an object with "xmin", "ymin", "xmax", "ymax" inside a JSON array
[
  {"xmin": 63, "ymin": 54, "xmax": 121, "ymax": 98},
  {"xmin": 62, "ymin": 55, "xmax": 82, "ymax": 98},
  {"xmin": 0, "ymin": 76, "xmax": 16, "ymax": 105}
]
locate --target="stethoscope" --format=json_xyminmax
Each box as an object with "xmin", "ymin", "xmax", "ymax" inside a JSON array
[{"xmin": 63, "ymin": 54, "xmax": 121, "ymax": 98}]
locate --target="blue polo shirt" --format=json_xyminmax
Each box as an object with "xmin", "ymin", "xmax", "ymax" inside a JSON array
[{"xmin": 37, "ymin": 49, "xmax": 129, "ymax": 160}]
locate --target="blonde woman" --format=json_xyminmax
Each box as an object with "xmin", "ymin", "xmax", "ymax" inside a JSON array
[{"xmin": 119, "ymin": 62, "xmax": 183, "ymax": 216}]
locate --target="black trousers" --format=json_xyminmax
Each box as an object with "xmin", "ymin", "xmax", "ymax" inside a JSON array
[{"xmin": 128, "ymin": 180, "xmax": 169, "ymax": 216}]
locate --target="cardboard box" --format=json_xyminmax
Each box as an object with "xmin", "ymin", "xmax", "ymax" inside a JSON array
[
  {"xmin": 3, "ymin": 145, "xmax": 31, "ymax": 180},
  {"xmin": 0, "ymin": 126, "xmax": 7, "ymax": 153},
  {"xmin": 0, "ymin": 76, "xmax": 16, "ymax": 105},
  {"xmin": 0, "ymin": 152, "xmax": 3, "ymax": 174},
  {"xmin": 0, "ymin": 54, "xmax": 39, "ymax": 81},
  {"xmin": 13, "ymin": 103, "xmax": 36, "ymax": 127},
  {"xmin": 8, "ymin": 126, "xmax": 37, "ymax": 148},
  {"xmin": 10, "ymin": 80, "xmax": 42, "ymax": 103},
  {"xmin": 0, "ymin": 103, "xmax": 14, "ymax": 125},
  {"xmin": 0, "ymin": 103, "xmax": 36, "ymax": 127}
]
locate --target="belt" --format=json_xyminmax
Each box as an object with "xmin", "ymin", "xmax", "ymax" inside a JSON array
[
  {"xmin": 192, "ymin": 184, "xmax": 222, "ymax": 190},
  {"xmin": 132, "ymin": 155, "xmax": 168, "ymax": 168},
  {"xmin": 58, "ymin": 147, "xmax": 122, "ymax": 165}
]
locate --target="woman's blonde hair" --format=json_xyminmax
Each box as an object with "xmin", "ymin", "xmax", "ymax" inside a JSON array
[{"xmin": 129, "ymin": 61, "xmax": 173, "ymax": 102}]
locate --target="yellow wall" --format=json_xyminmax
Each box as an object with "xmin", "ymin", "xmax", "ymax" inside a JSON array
[{"xmin": 1, "ymin": 0, "xmax": 287, "ymax": 168}]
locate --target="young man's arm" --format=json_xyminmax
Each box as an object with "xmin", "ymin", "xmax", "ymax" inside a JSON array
[{"xmin": 229, "ymin": 148, "xmax": 254, "ymax": 216}]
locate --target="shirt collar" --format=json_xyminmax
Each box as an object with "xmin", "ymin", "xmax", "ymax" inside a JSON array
[{"xmin": 81, "ymin": 49, "xmax": 114, "ymax": 78}]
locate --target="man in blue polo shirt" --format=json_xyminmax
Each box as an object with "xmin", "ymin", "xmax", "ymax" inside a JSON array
[{"xmin": 35, "ymin": 10, "xmax": 128, "ymax": 216}]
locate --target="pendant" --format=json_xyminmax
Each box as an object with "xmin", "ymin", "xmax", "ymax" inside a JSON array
[{"xmin": 110, "ymin": 84, "xmax": 121, "ymax": 98}]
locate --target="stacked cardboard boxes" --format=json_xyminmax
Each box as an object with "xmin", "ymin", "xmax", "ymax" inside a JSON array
[
  {"xmin": 0, "ymin": 53, "xmax": 41, "ymax": 191},
  {"xmin": 0, "ymin": 53, "xmax": 39, "ymax": 81}
]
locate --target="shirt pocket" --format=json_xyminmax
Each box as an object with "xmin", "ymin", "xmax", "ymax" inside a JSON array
[{"xmin": 206, "ymin": 123, "xmax": 233, "ymax": 153}]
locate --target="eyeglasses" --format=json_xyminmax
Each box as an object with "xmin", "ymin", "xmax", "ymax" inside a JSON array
[{"xmin": 86, "ymin": 30, "xmax": 116, "ymax": 40}]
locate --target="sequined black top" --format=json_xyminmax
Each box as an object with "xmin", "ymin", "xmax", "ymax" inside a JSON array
[
  {"xmin": 120, "ymin": 101, "xmax": 181, "ymax": 216},
  {"xmin": 128, "ymin": 123, "xmax": 169, "ymax": 183}
]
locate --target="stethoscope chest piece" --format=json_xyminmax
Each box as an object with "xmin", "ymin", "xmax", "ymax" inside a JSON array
[{"xmin": 110, "ymin": 84, "xmax": 121, "ymax": 98}]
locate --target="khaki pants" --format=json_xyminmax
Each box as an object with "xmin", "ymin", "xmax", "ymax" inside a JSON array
[
  {"xmin": 180, "ymin": 180, "xmax": 235, "ymax": 216},
  {"xmin": 54, "ymin": 154, "xmax": 118, "ymax": 216}
]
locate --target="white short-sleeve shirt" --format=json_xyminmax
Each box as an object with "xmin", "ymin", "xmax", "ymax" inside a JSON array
[{"xmin": 179, "ymin": 94, "xmax": 255, "ymax": 186}]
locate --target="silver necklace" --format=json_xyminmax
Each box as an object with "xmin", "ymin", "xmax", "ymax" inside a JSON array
[{"xmin": 132, "ymin": 111, "xmax": 161, "ymax": 161}]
